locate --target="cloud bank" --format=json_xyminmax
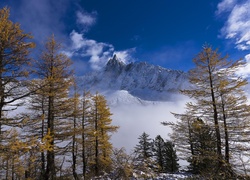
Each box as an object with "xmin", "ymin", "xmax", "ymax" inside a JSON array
[{"xmin": 110, "ymin": 96, "xmax": 188, "ymax": 152}]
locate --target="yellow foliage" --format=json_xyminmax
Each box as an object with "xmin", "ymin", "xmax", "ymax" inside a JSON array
[{"xmin": 40, "ymin": 129, "xmax": 54, "ymax": 151}]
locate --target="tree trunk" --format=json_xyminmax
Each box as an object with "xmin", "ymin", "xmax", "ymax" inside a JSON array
[
  {"xmin": 207, "ymin": 58, "xmax": 222, "ymax": 168},
  {"xmin": 221, "ymin": 94, "xmax": 229, "ymax": 163},
  {"xmin": 82, "ymin": 110, "xmax": 86, "ymax": 178},
  {"xmin": 72, "ymin": 114, "xmax": 78, "ymax": 179},
  {"xmin": 94, "ymin": 97, "xmax": 99, "ymax": 176},
  {"xmin": 45, "ymin": 95, "xmax": 55, "ymax": 180}
]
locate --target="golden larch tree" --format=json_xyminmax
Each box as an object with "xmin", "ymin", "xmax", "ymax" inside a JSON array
[
  {"xmin": 32, "ymin": 34, "xmax": 73, "ymax": 179},
  {"xmin": 0, "ymin": 7, "xmax": 35, "ymax": 135},
  {"xmin": 0, "ymin": 7, "xmax": 35, "ymax": 179},
  {"xmin": 89, "ymin": 93, "xmax": 119, "ymax": 177}
]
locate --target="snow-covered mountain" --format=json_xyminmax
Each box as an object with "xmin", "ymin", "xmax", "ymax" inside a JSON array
[
  {"xmin": 77, "ymin": 55, "xmax": 189, "ymax": 153},
  {"xmin": 78, "ymin": 55, "xmax": 189, "ymax": 104}
]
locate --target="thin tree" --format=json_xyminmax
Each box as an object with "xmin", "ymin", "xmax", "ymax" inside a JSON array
[
  {"xmin": 33, "ymin": 35, "xmax": 73, "ymax": 179},
  {"xmin": 27, "ymin": 79, "xmax": 48, "ymax": 177},
  {"xmin": 80, "ymin": 91, "xmax": 92, "ymax": 178},
  {"xmin": 181, "ymin": 45, "xmax": 223, "ymax": 166},
  {"xmin": 216, "ymin": 64, "xmax": 250, "ymax": 166},
  {"xmin": 70, "ymin": 82, "xmax": 81, "ymax": 180},
  {"xmin": 88, "ymin": 93, "xmax": 118, "ymax": 177}
]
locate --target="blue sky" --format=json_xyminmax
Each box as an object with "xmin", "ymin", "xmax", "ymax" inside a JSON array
[{"xmin": 1, "ymin": 0, "xmax": 250, "ymax": 75}]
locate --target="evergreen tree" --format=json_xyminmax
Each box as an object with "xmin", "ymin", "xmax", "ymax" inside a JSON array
[
  {"xmin": 165, "ymin": 114, "xmax": 216, "ymax": 176},
  {"xmin": 164, "ymin": 141, "xmax": 179, "ymax": 173},
  {"xmin": 188, "ymin": 118, "xmax": 216, "ymax": 175},
  {"xmin": 152, "ymin": 135, "xmax": 165, "ymax": 173},
  {"xmin": 134, "ymin": 132, "xmax": 153, "ymax": 160},
  {"xmin": 152, "ymin": 135, "xmax": 179, "ymax": 173},
  {"xmin": 133, "ymin": 132, "xmax": 155, "ymax": 177}
]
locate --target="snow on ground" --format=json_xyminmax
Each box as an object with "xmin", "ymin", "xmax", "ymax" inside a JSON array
[{"xmin": 154, "ymin": 172, "xmax": 194, "ymax": 179}]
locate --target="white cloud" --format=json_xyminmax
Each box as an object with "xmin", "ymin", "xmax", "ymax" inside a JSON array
[
  {"xmin": 114, "ymin": 48, "xmax": 136, "ymax": 64},
  {"xmin": 67, "ymin": 30, "xmax": 135, "ymax": 71},
  {"xmin": 217, "ymin": 0, "xmax": 250, "ymax": 50},
  {"xmin": 70, "ymin": 30, "xmax": 85, "ymax": 50},
  {"xmin": 216, "ymin": 0, "xmax": 237, "ymax": 14},
  {"xmin": 236, "ymin": 54, "xmax": 250, "ymax": 77},
  {"xmin": 76, "ymin": 10, "xmax": 97, "ymax": 31},
  {"xmin": 68, "ymin": 30, "xmax": 113, "ymax": 70}
]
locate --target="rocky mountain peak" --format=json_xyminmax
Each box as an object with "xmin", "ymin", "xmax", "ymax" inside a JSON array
[{"xmin": 105, "ymin": 55, "xmax": 126, "ymax": 72}]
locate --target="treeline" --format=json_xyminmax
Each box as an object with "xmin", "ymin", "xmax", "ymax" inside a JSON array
[
  {"xmin": 163, "ymin": 45, "xmax": 250, "ymax": 179},
  {"xmin": 97, "ymin": 132, "xmax": 180, "ymax": 179},
  {"xmin": 133, "ymin": 132, "xmax": 179, "ymax": 177}
]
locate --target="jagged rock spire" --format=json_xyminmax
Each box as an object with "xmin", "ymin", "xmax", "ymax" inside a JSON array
[
  {"xmin": 112, "ymin": 54, "xmax": 118, "ymax": 60},
  {"xmin": 105, "ymin": 54, "xmax": 125, "ymax": 73}
]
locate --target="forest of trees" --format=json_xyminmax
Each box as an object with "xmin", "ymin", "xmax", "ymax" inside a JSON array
[
  {"xmin": 133, "ymin": 132, "xmax": 179, "ymax": 178},
  {"xmin": 1, "ymin": 6, "xmax": 250, "ymax": 180}
]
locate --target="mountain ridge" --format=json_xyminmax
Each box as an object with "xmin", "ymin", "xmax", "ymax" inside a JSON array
[{"xmin": 77, "ymin": 55, "xmax": 189, "ymax": 102}]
